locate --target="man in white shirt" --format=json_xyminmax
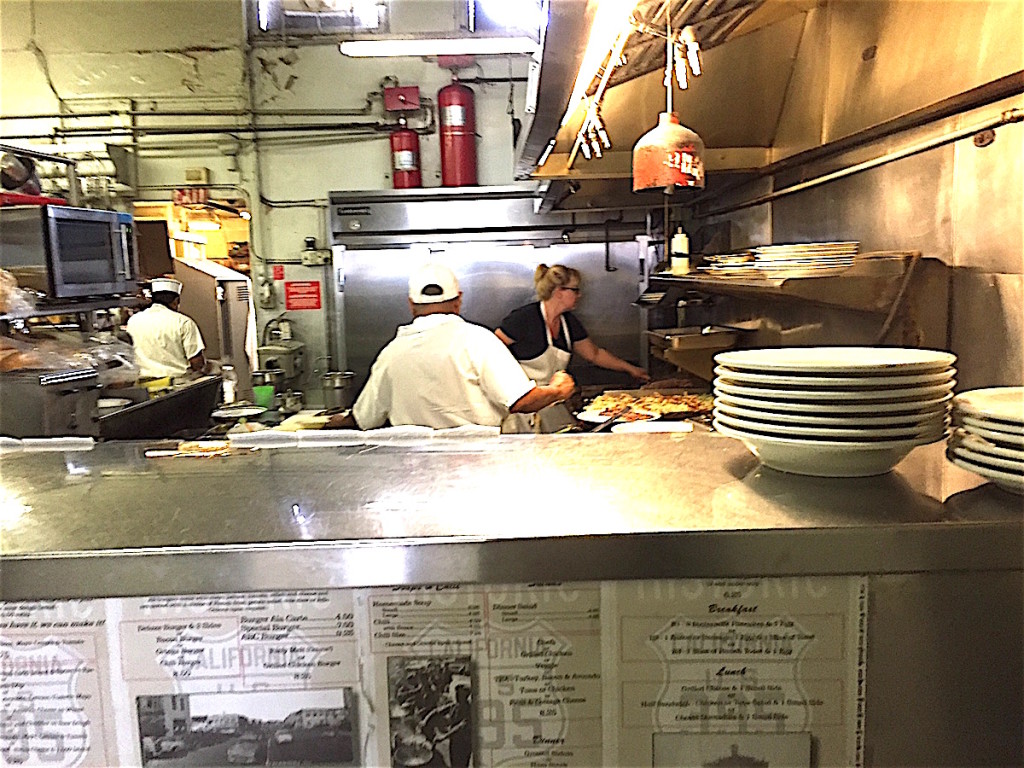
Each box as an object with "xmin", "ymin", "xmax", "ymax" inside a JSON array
[
  {"xmin": 329, "ymin": 264, "xmax": 575, "ymax": 430},
  {"xmin": 126, "ymin": 277, "xmax": 207, "ymax": 379}
]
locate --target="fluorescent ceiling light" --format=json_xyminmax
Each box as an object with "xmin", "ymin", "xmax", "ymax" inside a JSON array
[{"xmin": 339, "ymin": 37, "xmax": 538, "ymax": 58}]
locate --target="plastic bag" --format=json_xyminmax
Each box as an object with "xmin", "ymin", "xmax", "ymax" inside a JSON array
[{"xmin": 0, "ymin": 269, "xmax": 36, "ymax": 316}]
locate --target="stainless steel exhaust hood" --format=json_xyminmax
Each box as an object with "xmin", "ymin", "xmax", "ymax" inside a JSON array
[{"xmin": 517, "ymin": 0, "xmax": 1024, "ymax": 213}]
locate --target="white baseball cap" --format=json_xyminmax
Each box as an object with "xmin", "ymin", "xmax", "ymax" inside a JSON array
[
  {"xmin": 408, "ymin": 263, "xmax": 460, "ymax": 304},
  {"xmin": 151, "ymin": 278, "xmax": 182, "ymax": 295}
]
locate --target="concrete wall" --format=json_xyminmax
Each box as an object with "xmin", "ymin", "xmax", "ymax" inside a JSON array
[{"xmin": 0, "ymin": 0, "xmax": 531, "ymax": 382}]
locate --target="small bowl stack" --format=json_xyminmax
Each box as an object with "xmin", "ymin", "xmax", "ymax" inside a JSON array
[
  {"xmin": 946, "ymin": 387, "xmax": 1024, "ymax": 494},
  {"xmin": 712, "ymin": 347, "xmax": 957, "ymax": 477}
]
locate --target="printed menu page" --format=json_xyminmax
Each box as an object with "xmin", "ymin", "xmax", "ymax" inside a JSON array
[
  {"xmin": 364, "ymin": 582, "xmax": 602, "ymax": 767},
  {"xmin": 604, "ymin": 576, "xmax": 867, "ymax": 768},
  {"xmin": 0, "ymin": 600, "xmax": 115, "ymax": 767},
  {"xmin": 116, "ymin": 589, "xmax": 362, "ymax": 767}
]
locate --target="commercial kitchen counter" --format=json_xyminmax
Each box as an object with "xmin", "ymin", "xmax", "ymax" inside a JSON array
[{"xmin": 1, "ymin": 429, "xmax": 1020, "ymax": 601}]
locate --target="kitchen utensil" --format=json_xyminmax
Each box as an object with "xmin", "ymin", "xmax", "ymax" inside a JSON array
[
  {"xmin": 211, "ymin": 404, "xmax": 266, "ymax": 421},
  {"xmin": 252, "ymin": 368, "xmax": 286, "ymax": 390},
  {"xmin": 322, "ymin": 370, "xmax": 356, "ymax": 411}
]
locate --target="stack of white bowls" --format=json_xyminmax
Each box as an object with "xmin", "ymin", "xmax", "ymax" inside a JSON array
[
  {"xmin": 712, "ymin": 347, "xmax": 957, "ymax": 477},
  {"xmin": 946, "ymin": 387, "xmax": 1024, "ymax": 494}
]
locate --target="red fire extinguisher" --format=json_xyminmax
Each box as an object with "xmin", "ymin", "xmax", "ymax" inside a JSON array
[
  {"xmin": 390, "ymin": 126, "xmax": 422, "ymax": 189},
  {"xmin": 438, "ymin": 80, "xmax": 477, "ymax": 187}
]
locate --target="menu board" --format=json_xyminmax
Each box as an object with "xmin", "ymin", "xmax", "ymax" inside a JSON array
[{"xmin": 0, "ymin": 578, "xmax": 865, "ymax": 767}]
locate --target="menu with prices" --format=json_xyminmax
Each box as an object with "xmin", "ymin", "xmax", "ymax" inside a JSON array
[
  {"xmin": 0, "ymin": 600, "xmax": 115, "ymax": 767},
  {"xmin": 604, "ymin": 576, "xmax": 867, "ymax": 768},
  {"xmin": 115, "ymin": 589, "xmax": 362, "ymax": 767},
  {"xmin": 365, "ymin": 583, "xmax": 602, "ymax": 767}
]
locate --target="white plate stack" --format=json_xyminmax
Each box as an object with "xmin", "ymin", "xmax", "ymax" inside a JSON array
[
  {"xmin": 712, "ymin": 347, "xmax": 957, "ymax": 477},
  {"xmin": 946, "ymin": 387, "xmax": 1024, "ymax": 494}
]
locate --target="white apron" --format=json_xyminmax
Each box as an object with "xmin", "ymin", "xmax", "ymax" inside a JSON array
[{"xmin": 502, "ymin": 303, "xmax": 573, "ymax": 434}]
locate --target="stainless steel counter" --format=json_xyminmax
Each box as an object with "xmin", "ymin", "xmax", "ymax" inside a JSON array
[{"xmin": 1, "ymin": 430, "xmax": 1020, "ymax": 600}]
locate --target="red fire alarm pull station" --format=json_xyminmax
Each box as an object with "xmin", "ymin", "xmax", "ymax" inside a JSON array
[{"xmin": 383, "ymin": 86, "xmax": 421, "ymax": 112}]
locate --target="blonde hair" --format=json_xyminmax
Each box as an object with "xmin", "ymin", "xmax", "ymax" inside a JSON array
[{"xmin": 534, "ymin": 264, "xmax": 581, "ymax": 301}]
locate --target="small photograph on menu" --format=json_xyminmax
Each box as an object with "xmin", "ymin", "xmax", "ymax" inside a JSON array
[
  {"xmin": 136, "ymin": 688, "xmax": 359, "ymax": 766},
  {"xmin": 388, "ymin": 656, "xmax": 473, "ymax": 768},
  {"xmin": 653, "ymin": 731, "xmax": 811, "ymax": 767}
]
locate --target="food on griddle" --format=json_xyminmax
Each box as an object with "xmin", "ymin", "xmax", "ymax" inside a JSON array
[
  {"xmin": 635, "ymin": 392, "xmax": 714, "ymax": 415},
  {"xmin": 582, "ymin": 391, "xmax": 713, "ymax": 419}
]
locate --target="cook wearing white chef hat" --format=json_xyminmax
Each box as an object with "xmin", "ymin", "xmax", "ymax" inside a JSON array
[
  {"xmin": 327, "ymin": 262, "xmax": 575, "ymax": 430},
  {"xmin": 126, "ymin": 276, "xmax": 207, "ymax": 379}
]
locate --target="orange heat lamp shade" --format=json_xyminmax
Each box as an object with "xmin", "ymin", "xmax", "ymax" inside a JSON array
[{"xmin": 632, "ymin": 112, "xmax": 705, "ymax": 192}]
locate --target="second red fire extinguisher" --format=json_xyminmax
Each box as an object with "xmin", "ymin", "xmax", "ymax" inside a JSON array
[
  {"xmin": 390, "ymin": 127, "xmax": 421, "ymax": 189},
  {"xmin": 438, "ymin": 80, "xmax": 477, "ymax": 187}
]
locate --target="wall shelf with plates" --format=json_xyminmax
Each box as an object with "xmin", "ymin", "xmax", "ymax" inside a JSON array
[{"xmin": 649, "ymin": 252, "xmax": 941, "ymax": 315}]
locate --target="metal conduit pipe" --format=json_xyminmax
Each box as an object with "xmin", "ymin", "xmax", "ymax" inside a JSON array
[
  {"xmin": 700, "ymin": 108, "xmax": 1024, "ymax": 218},
  {"xmin": 0, "ymin": 123, "xmax": 406, "ymax": 140},
  {"xmin": 0, "ymin": 105, "xmax": 382, "ymax": 121}
]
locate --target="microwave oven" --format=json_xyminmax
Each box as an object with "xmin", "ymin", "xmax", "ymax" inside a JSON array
[{"xmin": 0, "ymin": 205, "xmax": 139, "ymax": 299}]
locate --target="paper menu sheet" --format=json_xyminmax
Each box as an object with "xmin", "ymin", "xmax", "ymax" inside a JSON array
[
  {"xmin": 604, "ymin": 576, "xmax": 867, "ymax": 768},
  {"xmin": 363, "ymin": 583, "xmax": 602, "ymax": 767},
  {"xmin": 0, "ymin": 600, "xmax": 114, "ymax": 767},
  {"xmin": 115, "ymin": 589, "xmax": 362, "ymax": 767}
]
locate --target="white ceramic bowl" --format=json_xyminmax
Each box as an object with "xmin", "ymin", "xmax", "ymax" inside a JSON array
[
  {"xmin": 947, "ymin": 452, "xmax": 1024, "ymax": 495},
  {"xmin": 713, "ymin": 419, "xmax": 935, "ymax": 477},
  {"xmin": 714, "ymin": 379, "xmax": 956, "ymax": 402},
  {"xmin": 953, "ymin": 387, "xmax": 1024, "ymax": 426},
  {"xmin": 714, "ymin": 346, "xmax": 956, "ymax": 374},
  {"xmin": 948, "ymin": 428, "xmax": 1024, "ymax": 461},
  {"xmin": 948, "ymin": 444, "xmax": 1024, "ymax": 474},
  {"xmin": 713, "ymin": 409, "xmax": 947, "ymax": 441},
  {"xmin": 714, "ymin": 390, "xmax": 953, "ymax": 414},
  {"xmin": 714, "ymin": 400, "xmax": 948, "ymax": 427},
  {"xmin": 714, "ymin": 366, "xmax": 955, "ymax": 389}
]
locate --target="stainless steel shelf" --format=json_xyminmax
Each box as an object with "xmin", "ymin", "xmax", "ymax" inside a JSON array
[
  {"xmin": 650, "ymin": 254, "xmax": 935, "ymax": 314},
  {"xmin": 1, "ymin": 432, "xmax": 1019, "ymax": 600}
]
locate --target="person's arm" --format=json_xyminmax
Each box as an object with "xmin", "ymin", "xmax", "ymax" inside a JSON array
[
  {"xmin": 182, "ymin": 318, "xmax": 208, "ymax": 373},
  {"xmin": 573, "ymin": 337, "xmax": 650, "ymax": 381},
  {"xmin": 509, "ymin": 370, "xmax": 576, "ymax": 414},
  {"xmin": 325, "ymin": 411, "xmax": 359, "ymax": 429},
  {"xmin": 494, "ymin": 328, "xmax": 514, "ymax": 346}
]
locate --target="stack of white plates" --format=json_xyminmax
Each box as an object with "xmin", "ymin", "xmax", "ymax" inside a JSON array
[
  {"xmin": 946, "ymin": 387, "xmax": 1024, "ymax": 494},
  {"xmin": 712, "ymin": 347, "xmax": 957, "ymax": 477},
  {"xmin": 752, "ymin": 241, "xmax": 857, "ymax": 277}
]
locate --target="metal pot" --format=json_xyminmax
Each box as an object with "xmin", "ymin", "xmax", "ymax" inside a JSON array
[
  {"xmin": 322, "ymin": 371, "xmax": 355, "ymax": 411},
  {"xmin": 252, "ymin": 368, "xmax": 285, "ymax": 390}
]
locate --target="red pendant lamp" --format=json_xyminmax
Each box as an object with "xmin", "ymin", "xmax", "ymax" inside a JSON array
[{"xmin": 632, "ymin": 14, "xmax": 705, "ymax": 192}]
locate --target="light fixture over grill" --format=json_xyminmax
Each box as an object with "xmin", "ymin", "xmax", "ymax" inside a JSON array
[{"xmin": 632, "ymin": 12, "xmax": 705, "ymax": 192}]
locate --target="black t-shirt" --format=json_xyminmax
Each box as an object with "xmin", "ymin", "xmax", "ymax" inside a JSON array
[{"xmin": 498, "ymin": 302, "xmax": 588, "ymax": 361}]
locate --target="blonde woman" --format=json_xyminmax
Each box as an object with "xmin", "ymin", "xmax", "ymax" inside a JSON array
[{"xmin": 496, "ymin": 264, "xmax": 648, "ymax": 431}]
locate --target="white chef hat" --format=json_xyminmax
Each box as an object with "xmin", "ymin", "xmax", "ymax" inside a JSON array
[
  {"xmin": 408, "ymin": 263, "xmax": 460, "ymax": 304},
  {"xmin": 151, "ymin": 278, "xmax": 182, "ymax": 295}
]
